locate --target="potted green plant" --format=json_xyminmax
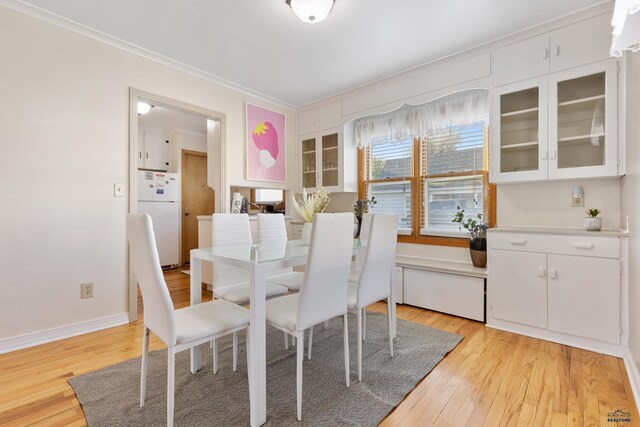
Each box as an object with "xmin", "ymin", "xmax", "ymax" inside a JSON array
[
  {"xmin": 452, "ymin": 206, "xmax": 488, "ymax": 268},
  {"xmin": 353, "ymin": 197, "xmax": 376, "ymax": 238},
  {"xmin": 584, "ymin": 208, "xmax": 602, "ymax": 231},
  {"xmin": 292, "ymin": 187, "xmax": 331, "ymax": 244}
]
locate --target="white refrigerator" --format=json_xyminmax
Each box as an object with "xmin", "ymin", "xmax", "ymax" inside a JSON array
[{"xmin": 138, "ymin": 170, "xmax": 180, "ymax": 268}]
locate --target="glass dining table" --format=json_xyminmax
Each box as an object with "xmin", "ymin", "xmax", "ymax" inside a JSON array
[{"xmin": 189, "ymin": 238, "xmax": 396, "ymax": 426}]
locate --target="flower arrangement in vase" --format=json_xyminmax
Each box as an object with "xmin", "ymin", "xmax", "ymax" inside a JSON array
[
  {"xmin": 452, "ymin": 206, "xmax": 488, "ymax": 268},
  {"xmin": 292, "ymin": 187, "xmax": 331, "ymax": 244}
]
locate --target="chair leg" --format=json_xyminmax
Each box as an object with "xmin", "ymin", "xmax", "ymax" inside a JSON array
[
  {"xmin": 357, "ymin": 309, "xmax": 363, "ymax": 382},
  {"xmin": 307, "ymin": 326, "xmax": 313, "ymax": 360},
  {"xmin": 343, "ymin": 314, "xmax": 350, "ymax": 388},
  {"xmin": 246, "ymin": 329, "xmax": 253, "ymax": 405},
  {"xmin": 297, "ymin": 330, "xmax": 304, "ymax": 421},
  {"xmin": 212, "ymin": 339, "xmax": 218, "ymax": 374},
  {"xmin": 167, "ymin": 347, "xmax": 175, "ymax": 427},
  {"xmin": 284, "ymin": 332, "xmax": 289, "ymax": 350},
  {"xmin": 388, "ymin": 298, "xmax": 394, "ymax": 358},
  {"xmin": 233, "ymin": 332, "xmax": 238, "ymax": 372},
  {"xmin": 140, "ymin": 327, "xmax": 150, "ymax": 407},
  {"xmin": 362, "ymin": 308, "xmax": 367, "ymax": 341},
  {"xmin": 324, "ymin": 320, "xmax": 329, "ymax": 330}
]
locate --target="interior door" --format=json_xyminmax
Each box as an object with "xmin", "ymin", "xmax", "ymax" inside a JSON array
[{"xmin": 181, "ymin": 150, "xmax": 214, "ymax": 264}]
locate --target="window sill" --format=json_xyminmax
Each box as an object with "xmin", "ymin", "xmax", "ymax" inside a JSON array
[{"xmin": 397, "ymin": 233, "xmax": 469, "ymax": 247}]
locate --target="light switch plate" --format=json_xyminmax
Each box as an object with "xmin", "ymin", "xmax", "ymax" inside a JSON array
[{"xmin": 114, "ymin": 183, "xmax": 125, "ymax": 197}]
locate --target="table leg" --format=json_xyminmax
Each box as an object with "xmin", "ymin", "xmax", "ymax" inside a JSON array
[
  {"xmin": 190, "ymin": 255, "xmax": 204, "ymax": 374},
  {"xmin": 248, "ymin": 266, "xmax": 267, "ymax": 427},
  {"xmin": 389, "ymin": 273, "xmax": 397, "ymax": 339}
]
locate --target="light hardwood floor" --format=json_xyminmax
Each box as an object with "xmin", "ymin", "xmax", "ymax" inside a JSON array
[{"xmin": 0, "ymin": 268, "xmax": 638, "ymax": 426}]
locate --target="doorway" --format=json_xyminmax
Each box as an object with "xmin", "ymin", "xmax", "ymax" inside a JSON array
[
  {"xmin": 128, "ymin": 88, "xmax": 226, "ymax": 322},
  {"xmin": 181, "ymin": 149, "xmax": 214, "ymax": 265}
]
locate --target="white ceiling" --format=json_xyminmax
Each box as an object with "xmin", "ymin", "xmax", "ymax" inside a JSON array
[
  {"xmin": 138, "ymin": 102, "xmax": 208, "ymax": 135},
  {"xmin": 21, "ymin": 0, "xmax": 606, "ymax": 107}
]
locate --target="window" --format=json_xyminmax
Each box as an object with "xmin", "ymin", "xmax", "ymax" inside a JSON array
[
  {"xmin": 365, "ymin": 136, "xmax": 413, "ymax": 234},
  {"xmin": 420, "ymin": 122, "xmax": 487, "ymax": 237},
  {"xmin": 357, "ymin": 90, "xmax": 493, "ymax": 245}
]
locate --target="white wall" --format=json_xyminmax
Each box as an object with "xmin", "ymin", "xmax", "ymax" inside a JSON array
[
  {"xmin": 169, "ymin": 130, "xmax": 207, "ymax": 174},
  {"xmin": 497, "ymin": 179, "xmax": 621, "ymax": 229},
  {"xmin": 621, "ymin": 52, "xmax": 640, "ymax": 372},
  {"xmin": 0, "ymin": 5, "xmax": 297, "ymax": 346}
]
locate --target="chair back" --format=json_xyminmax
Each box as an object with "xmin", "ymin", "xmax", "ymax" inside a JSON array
[
  {"xmin": 257, "ymin": 213, "xmax": 292, "ymax": 276},
  {"xmin": 357, "ymin": 214, "xmax": 398, "ymax": 308},
  {"xmin": 127, "ymin": 214, "xmax": 176, "ymax": 345},
  {"xmin": 297, "ymin": 213, "xmax": 353, "ymax": 330},
  {"xmin": 353, "ymin": 213, "xmax": 373, "ymax": 272},
  {"xmin": 211, "ymin": 214, "xmax": 252, "ymax": 288}
]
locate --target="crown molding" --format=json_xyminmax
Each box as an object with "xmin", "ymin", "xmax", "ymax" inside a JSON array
[{"xmin": 0, "ymin": 0, "xmax": 298, "ymax": 110}]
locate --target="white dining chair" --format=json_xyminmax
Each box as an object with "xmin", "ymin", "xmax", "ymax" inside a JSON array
[
  {"xmin": 348, "ymin": 214, "xmax": 398, "ymax": 382},
  {"xmin": 349, "ymin": 213, "xmax": 373, "ymax": 283},
  {"xmin": 211, "ymin": 214, "xmax": 288, "ymax": 365},
  {"xmin": 257, "ymin": 213, "xmax": 304, "ymax": 292},
  {"xmin": 264, "ymin": 213, "xmax": 354, "ymax": 421},
  {"xmin": 127, "ymin": 214, "xmax": 250, "ymax": 427}
]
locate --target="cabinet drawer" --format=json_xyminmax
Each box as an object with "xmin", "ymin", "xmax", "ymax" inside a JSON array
[{"xmin": 490, "ymin": 232, "xmax": 620, "ymax": 259}]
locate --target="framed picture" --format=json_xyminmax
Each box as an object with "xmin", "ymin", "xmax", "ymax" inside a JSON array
[{"xmin": 246, "ymin": 103, "xmax": 286, "ymax": 182}]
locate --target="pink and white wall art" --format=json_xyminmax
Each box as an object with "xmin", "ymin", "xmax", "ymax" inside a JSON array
[{"xmin": 246, "ymin": 103, "xmax": 286, "ymax": 182}]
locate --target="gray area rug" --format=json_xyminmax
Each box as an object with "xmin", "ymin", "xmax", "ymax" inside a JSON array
[{"xmin": 69, "ymin": 311, "xmax": 462, "ymax": 426}]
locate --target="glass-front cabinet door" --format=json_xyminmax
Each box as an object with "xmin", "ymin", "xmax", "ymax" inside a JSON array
[
  {"xmin": 491, "ymin": 78, "xmax": 548, "ymax": 183},
  {"xmin": 321, "ymin": 132, "xmax": 339, "ymax": 187},
  {"xmin": 548, "ymin": 60, "xmax": 617, "ymax": 179},
  {"xmin": 301, "ymin": 137, "xmax": 317, "ymax": 189}
]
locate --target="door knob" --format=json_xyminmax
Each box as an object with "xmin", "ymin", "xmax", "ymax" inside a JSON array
[{"xmin": 185, "ymin": 212, "xmax": 190, "ymax": 216}]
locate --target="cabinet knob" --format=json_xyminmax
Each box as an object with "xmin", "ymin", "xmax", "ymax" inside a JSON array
[
  {"xmin": 549, "ymin": 268, "xmax": 558, "ymax": 279},
  {"xmin": 538, "ymin": 266, "xmax": 546, "ymax": 277},
  {"xmin": 553, "ymin": 45, "xmax": 560, "ymax": 57},
  {"xmin": 549, "ymin": 150, "xmax": 557, "ymax": 160}
]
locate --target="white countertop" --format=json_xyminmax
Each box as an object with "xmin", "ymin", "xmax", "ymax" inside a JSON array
[{"xmin": 489, "ymin": 226, "xmax": 628, "ymax": 237}]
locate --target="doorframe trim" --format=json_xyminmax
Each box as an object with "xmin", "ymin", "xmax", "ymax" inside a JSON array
[{"xmin": 128, "ymin": 88, "xmax": 226, "ymax": 322}]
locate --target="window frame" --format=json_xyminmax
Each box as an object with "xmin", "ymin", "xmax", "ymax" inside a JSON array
[{"xmin": 358, "ymin": 126, "xmax": 496, "ymax": 247}]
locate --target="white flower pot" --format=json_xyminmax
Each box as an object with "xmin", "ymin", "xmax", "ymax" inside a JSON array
[
  {"xmin": 584, "ymin": 217, "xmax": 602, "ymax": 231},
  {"xmin": 302, "ymin": 222, "xmax": 313, "ymax": 245}
]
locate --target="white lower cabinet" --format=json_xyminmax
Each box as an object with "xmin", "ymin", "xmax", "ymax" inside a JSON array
[
  {"xmin": 488, "ymin": 230, "xmax": 624, "ymax": 353},
  {"xmin": 547, "ymin": 254, "xmax": 619, "ymax": 343},
  {"xmin": 490, "ymin": 250, "xmax": 547, "ymax": 329}
]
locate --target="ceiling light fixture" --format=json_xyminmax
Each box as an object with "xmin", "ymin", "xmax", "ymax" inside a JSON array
[
  {"xmin": 137, "ymin": 102, "xmax": 153, "ymax": 115},
  {"xmin": 285, "ymin": 0, "xmax": 335, "ymax": 24}
]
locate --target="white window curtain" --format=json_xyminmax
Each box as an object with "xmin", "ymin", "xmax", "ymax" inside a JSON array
[
  {"xmin": 611, "ymin": 0, "xmax": 640, "ymax": 57},
  {"xmin": 354, "ymin": 89, "xmax": 489, "ymax": 149}
]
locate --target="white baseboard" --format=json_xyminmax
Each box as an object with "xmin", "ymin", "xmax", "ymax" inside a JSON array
[
  {"xmin": 623, "ymin": 348, "xmax": 640, "ymax": 412},
  {"xmin": 0, "ymin": 313, "xmax": 130, "ymax": 355}
]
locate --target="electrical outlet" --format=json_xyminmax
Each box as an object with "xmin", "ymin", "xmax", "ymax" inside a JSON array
[
  {"xmin": 81, "ymin": 282, "xmax": 94, "ymax": 299},
  {"xmin": 572, "ymin": 197, "xmax": 584, "ymax": 207}
]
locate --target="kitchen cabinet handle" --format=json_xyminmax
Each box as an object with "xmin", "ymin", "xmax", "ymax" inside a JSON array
[
  {"xmin": 139, "ymin": 152, "xmax": 142, "ymax": 159},
  {"xmin": 146, "ymin": 152, "xmax": 149, "ymax": 159},
  {"xmin": 541, "ymin": 151, "xmax": 547, "ymax": 161},
  {"xmin": 538, "ymin": 266, "xmax": 546, "ymax": 277},
  {"xmin": 549, "ymin": 268, "xmax": 558, "ymax": 279},
  {"xmin": 571, "ymin": 242, "xmax": 594, "ymax": 249},
  {"xmin": 553, "ymin": 45, "xmax": 560, "ymax": 57},
  {"xmin": 508, "ymin": 239, "xmax": 527, "ymax": 245},
  {"xmin": 542, "ymin": 48, "xmax": 549, "ymax": 60},
  {"xmin": 549, "ymin": 150, "xmax": 557, "ymax": 160}
]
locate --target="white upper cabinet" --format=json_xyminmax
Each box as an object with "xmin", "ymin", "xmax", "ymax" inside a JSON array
[
  {"xmin": 492, "ymin": 14, "xmax": 612, "ymax": 87},
  {"xmin": 548, "ymin": 13, "xmax": 612, "ymax": 73},
  {"xmin": 491, "ymin": 60, "xmax": 618, "ymax": 183},
  {"xmin": 493, "ymin": 34, "xmax": 550, "ymax": 87},
  {"xmin": 548, "ymin": 60, "xmax": 617, "ymax": 180},
  {"xmin": 139, "ymin": 129, "xmax": 170, "ymax": 171},
  {"xmin": 297, "ymin": 100, "xmax": 342, "ymax": 136},
  {"xmin": 299, "ymin": 127, "xmax": 357, "ymax": 192}
]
